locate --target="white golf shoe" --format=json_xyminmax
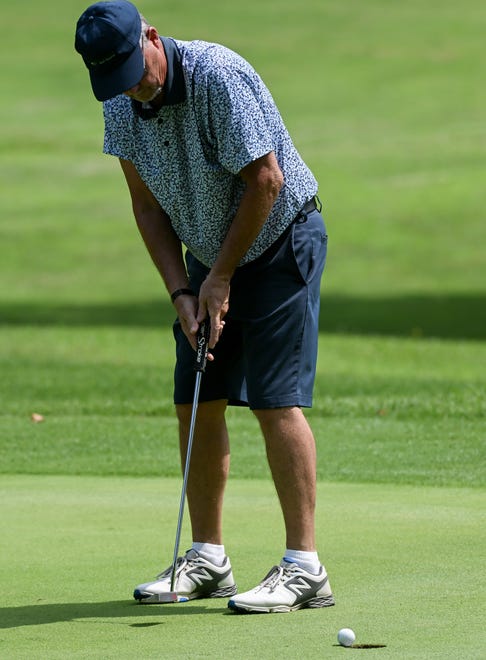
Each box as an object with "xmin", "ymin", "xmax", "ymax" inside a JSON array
[
  {"xmin": 133, "ymin": 549, "xmax": 237, "ymax": 603},
  {"xmin": 228, "ymin": 559, "xmax": 335, "ymax": 613}
]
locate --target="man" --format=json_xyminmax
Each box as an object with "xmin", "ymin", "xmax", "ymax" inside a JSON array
[{"xmin": 75, "ymin": 0, "xmax": 333, "ymax": 614}]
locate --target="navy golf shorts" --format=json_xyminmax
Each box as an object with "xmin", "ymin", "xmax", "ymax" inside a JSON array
[{"xmin": 173, "ymin": 208, "xmax": 328, "ymax": 410}]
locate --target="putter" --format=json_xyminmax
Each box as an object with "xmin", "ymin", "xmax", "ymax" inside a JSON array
[{"xmin": 157, "ymin": 319, "xmax": 211, "ymax": 603}]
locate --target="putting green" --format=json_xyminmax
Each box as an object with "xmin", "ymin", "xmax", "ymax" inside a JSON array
[{"xmin": 1, "ymin": 475, "xmax": 484, "ymax": 658}]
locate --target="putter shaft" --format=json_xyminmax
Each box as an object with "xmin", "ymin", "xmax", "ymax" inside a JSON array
[
  {"xmin": 168, "ymin": 320, "xmax": 210, "ymax": 596},
  {"xmin": 169, "ymin": 370, "xmax": 202, "ymax": 592}
]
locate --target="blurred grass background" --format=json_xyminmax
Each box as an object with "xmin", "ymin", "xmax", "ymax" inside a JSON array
[{"xmin": 2, "ymin": 0, "xmax": 485, "ymax": 305}]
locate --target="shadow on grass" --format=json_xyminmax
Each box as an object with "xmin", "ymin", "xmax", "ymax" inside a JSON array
[
  {"xmin": 0, "ymin": 293, "xmax": 484, "ymax": 339},
  {"xmin": 0, "ymin": 601, "xmax": 222, "ymax": 629}
]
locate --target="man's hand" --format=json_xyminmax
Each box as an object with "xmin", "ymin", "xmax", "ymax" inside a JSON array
[
  {"xmin": 197, "ymin": 273, "xmax": 230, "ymax": 349},
  {"xmin": 173, "ymin": 294, "xmax": 199, "ymax": 349},
  {"xmin": 174, "ymin": 290, "xmax": 222, "ymax": 360},
  {"xmin": 194, "ymin": 152, "xmax": 282, "ymax": 350},
  {"xmin": 177, "ymin": 152, "xmax": 282, "ymax": 354}
]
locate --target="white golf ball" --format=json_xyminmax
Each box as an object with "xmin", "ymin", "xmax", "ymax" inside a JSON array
[{"xmin": 337, "ymin": 628, "xmax": 356, "ymax": 647}]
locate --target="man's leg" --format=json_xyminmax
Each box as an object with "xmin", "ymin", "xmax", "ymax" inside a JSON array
[
  {"xmin": 253, "ymin": 406, "xmax": 316, "ymax": 551},
  {"xmin": 133, "ymin": 398, "xmax": 237, "ymax": 602},
  {"xmin": 227, "ymin": 405, "xmax": 334, "ymax": 613},
  {"xmin": 176, "ymin": 399, "xmax": 230, "ymax": 544}
]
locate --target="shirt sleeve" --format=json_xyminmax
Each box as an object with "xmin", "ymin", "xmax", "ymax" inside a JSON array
[
  {"xmin": 203, "ymin": 64, "xmax": 275, "ymax": 174},
  {"xmin": 102, "ymin": 98, "xmax": 135, "ymax": 161}
]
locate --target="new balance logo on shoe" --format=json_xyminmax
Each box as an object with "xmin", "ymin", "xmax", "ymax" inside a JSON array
[
  {"xmin": 134, "ymin": 550, "xmax": 237, "ymax": 603},
  {"xmin": 284, "ymin": 576, "xmax": 314, "ymax": 597},
  {"xmin": 228, "ymin": 560, "xmax": 335, "ymax": 614},
  {"xmin": 186, "ymin": 566, "xmax": 215, "ymax": 586}
]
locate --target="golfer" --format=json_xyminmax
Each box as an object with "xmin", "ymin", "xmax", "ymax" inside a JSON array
[{"xmin": 75, "ymin": 0, "xmax": 334, "ymax": 614}]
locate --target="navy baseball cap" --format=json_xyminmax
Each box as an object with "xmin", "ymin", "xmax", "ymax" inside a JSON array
[{"xmin": 75, "ymin": 0, "xmax": 144, "ymax": 101}]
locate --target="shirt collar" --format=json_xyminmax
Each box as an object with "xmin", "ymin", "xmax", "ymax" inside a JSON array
[
  {"xmin": 160, "ymin": 37, "xmax": 186, "ymax": 106},
  {"xmin": 132, "ymin": 36, "xmax": 186, "ymax": 119}
]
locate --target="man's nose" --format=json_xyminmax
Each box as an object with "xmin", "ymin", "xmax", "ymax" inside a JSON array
[{"xmin": 124, "ymin": 82, "xmax": 141, "ymax": 96}]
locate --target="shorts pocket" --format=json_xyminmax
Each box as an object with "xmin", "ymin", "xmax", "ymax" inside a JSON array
[{"xmin": 291, "ymin": 213, "xmax": 328, "ymax": 284}]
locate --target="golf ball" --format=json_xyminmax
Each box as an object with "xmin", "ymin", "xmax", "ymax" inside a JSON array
[{"xmin": 337, "ymin": 628, "xmax": 356, "ymax": 647}]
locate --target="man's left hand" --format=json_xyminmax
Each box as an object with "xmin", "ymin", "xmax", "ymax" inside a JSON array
[{"xmin": 197, "ymin": 273, "xmax": 230, "ymax": 349}]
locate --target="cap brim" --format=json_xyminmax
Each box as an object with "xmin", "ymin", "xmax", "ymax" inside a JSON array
[{"xmin": 89, "ymin": 44, "xmax": 144, "ymax": 102}]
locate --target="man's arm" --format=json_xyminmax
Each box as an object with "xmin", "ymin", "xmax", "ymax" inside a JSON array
[
  {"xmin": 198, "ymin": 151, "xmax": 284, "ymax": 345},
  {"xmin": 119, "ymin": 158, "xmax": 199, "ymax": 345}
]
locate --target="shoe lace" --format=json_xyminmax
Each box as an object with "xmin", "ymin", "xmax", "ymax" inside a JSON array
[
  {"xmin": 257, "ymin": 563, "xmax": 296, "ymax": 593},
  {"xmin": 156, "ymin": 550, "xmax": 199, "ymax": 580}
]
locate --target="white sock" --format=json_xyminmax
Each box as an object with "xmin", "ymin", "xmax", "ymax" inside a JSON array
[
  {"xmin": 284, "ymin": 549, "xmax": 322, "ymax": 575},
  {"xmin": 192, "ymin": 542, "xmax": 226, "ymax": 566}
]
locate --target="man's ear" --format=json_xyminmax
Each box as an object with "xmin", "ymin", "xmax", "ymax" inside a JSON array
[{"xmin": 146, "ymin": 26, "xmax": 161, "ymax": 48}]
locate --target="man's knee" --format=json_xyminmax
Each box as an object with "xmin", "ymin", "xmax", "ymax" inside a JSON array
[
  {"xmin": 176, "ymin": 399, "xmax": 228, "ymax": 427},
  {"xmin": 253, "ymin": 406, "xmax": 300, "ymax": 428}
]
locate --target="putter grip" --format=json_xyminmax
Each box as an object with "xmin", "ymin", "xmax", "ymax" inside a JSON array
[{"xmin": 194, "ymin": 320, "xmax": 210, "ymax": 372}]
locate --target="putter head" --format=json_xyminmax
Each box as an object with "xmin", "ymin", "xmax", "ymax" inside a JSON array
[{"xmin": 155, "ymin": 592, "xmax": 189, "ymax": 603}]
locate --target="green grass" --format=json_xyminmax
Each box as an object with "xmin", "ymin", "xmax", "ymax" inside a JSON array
[
  {"xmin": 0, "ymin": 0, "xmax": 485, "ymax": 657},
  {"xmin": 2, "ymin": 0, "xmax": 486, "ymax": 304},
  {"xmin": 2, "ymin": 475, "xmax": 485, "ymax": 659},
  {"xmin": 0, "ymin": 327, "xmax": 484, "ymax": 487}
]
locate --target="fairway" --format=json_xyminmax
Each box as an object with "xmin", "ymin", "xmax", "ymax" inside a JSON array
[
  {"xmin": 1, "ymin": 0, "xmax": 485, "ymax": 658},
  {"xmin": 2, "ymin": 475, "xmax": 485, "ymax": 659}
]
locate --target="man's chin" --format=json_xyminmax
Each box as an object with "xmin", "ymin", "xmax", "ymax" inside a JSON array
[
  {"xmin": 127, "ymin": 87, "xmax": 162, "ymax": 104},
  {"xmin": 135, "ymin": 87, "xmax": 163, "ymax": 104},
  {"xmin": 146, "ymin": 86, "xmax": 164, "ymax": 102}
]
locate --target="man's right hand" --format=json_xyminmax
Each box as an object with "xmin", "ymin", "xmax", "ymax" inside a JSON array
[{"xmin": 174, "ymin": 294, "xmax": 217, "ymax": 362}]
